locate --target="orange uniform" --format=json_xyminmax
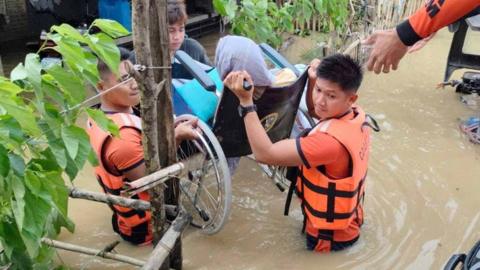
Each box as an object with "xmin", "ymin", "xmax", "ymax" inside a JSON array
[
  {"xmin": 296, "ymin": 107, "xmax": 370, "ymax": 252},
  {"xmin": 86, "ymin": 112, "xmax": 153, "ymax": 245},
  {"xmin": 397, "ymin": 0, "xmax": 480, "ymax": 46}
]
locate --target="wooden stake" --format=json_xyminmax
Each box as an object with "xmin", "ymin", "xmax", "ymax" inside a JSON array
[
  {"xmin": 141, "ymin": 210, "xmax": 191, "ymax": 270},
  {"xmin": 123, "ymin": 162, "xmax": 185, "ymax": 196},
  {"xmin": 42, "ymin": 238, "xmax": 145, "ymax": 267},
  {"xmin": 68, "ymin": 187, "xmax": 178, "ymax": 216}
]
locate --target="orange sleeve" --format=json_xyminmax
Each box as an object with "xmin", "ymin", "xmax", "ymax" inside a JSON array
[
  {"xmin": 296, "ymin": 132, "xmax": 345, "ymax": 168},
  {"xmin": 103, "ymin": 127, "xmax": 145, "ymax": 174},
  {"xmin": 396, "ymin": 0, "xmax": 480, "ymax": 46}
]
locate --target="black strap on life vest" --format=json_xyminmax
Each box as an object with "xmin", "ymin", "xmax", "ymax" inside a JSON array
[
  {"xmin": 284, "ymin": 128, "xmax": 312, "ymax": 217},
  {"xmin": 97, "ymin": 175, "xmax": 147, "ymax": 219},
  {"xmin": 112, "ymin": 213, "xmax": 149, "ymax": 245},
  {"xmin": 363, "ymin": 114, "xmax": 381, "ymax": 132},
  {"xmin": 317, "ymin": 229, "xmax": 334, "ymax": 241},
  {"xmin": 283, "ymin": 166, "xmax": 299, "ymax": 216},
  {"xmin": 300, "ymin": 175, "xmax": 366, "ymax": 222}
]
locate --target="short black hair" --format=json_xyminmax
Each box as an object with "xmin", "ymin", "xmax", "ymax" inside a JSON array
[
  {"xmin": 316, "ymin": 54, "xmax": 363, "ymax": 92},
  {"xmin": 97, "ymin": 47, "xmax": 132, "ymax": 77}
]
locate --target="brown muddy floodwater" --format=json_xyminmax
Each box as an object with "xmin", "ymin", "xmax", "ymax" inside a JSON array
[{"xmin": 58, "ymin": 29, "xmax": 480, "ymax": 269}]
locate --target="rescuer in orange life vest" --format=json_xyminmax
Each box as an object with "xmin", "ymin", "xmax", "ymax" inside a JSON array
[
  {"xmin": 86, "ymin": 47, "xmax": 199, "ymax": 245},
  {"xmin": 224, "ymin": 54, "xmax": 376, "ymax": 252}
]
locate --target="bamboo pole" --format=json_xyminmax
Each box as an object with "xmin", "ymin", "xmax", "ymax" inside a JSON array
[
  {"xmin": 141, "ymin": 210, "xmax": 191, "ymax": 270},
  {"xmin": 123, "ymin": 162, "xmax": 184, "ymax": 196},
  {"xmin": 68, "ymin": 187, "xmax": 178, "ymax": 216},
  {"xmin": 343, "ymin": 39, "xmax": 361, "ymax": 56},
  {"xmin": 42, "ymin": 238, "xmax": 145, "ymax": 267}
]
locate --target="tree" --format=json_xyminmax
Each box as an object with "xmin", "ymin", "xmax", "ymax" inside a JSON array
[
  {"xmin": 0, "ymin": 19, "xmax": 129, "ymax": 268},
  {"xmin": 132, "ymin": 0, "xmax": 182, "ymax": 269}
]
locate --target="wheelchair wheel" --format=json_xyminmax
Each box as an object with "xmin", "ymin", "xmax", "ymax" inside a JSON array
[
  {"xmin": 174, "ymin": 114, "xmax": 232, "ymax": 234},
  {"xmin": 258, "ymin": 164, "xmax": 289, "ymax": 192},
  {"xmin": 259, "ymin": 107, "xmax": 315, "ymax": 192}
]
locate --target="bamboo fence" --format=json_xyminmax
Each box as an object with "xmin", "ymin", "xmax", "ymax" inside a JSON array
[{"xmin": 285, "ymin": 0, "xmax": 425, "ymax": 62}]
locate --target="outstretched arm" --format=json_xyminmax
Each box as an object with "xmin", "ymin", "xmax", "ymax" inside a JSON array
[{"xmin": 365, "ymin": 0, "xmax": 480, "ymax": 74}]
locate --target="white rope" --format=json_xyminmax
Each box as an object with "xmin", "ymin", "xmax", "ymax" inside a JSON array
[{"xmin": 61, "ymin": 77, "xmax": 135, "ymax": 114}]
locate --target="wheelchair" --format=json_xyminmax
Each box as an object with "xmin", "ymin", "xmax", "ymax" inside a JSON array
[{"xmin": 172, "ymin": 44, "xmax": 313, "ymax": 234}]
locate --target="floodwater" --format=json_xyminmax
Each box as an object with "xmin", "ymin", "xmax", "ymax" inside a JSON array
[{"xmin": 58, "ymin": 29, "xmax": 480, "ymax": 269}]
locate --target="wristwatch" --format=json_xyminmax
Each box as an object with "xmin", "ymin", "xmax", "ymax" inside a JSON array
[{"xmin": 238, "ymin": 104, "xmax": 257, "ymax": 118}]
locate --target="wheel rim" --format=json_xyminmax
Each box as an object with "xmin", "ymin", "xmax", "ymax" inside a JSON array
[{"xmin": 175, "ymin": 115, "xmax": 231, "ymax": 234}]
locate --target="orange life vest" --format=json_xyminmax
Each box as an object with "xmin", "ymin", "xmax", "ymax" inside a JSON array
[
  {"xmin": 296, "ymin": 106, "xmax": 370, "ymax": 236},
  {"xmin": 86, "ymin": 112, "xmax": 152, "ymax": 245}
]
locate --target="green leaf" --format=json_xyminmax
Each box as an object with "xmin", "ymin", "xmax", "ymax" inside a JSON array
[
  {"xmin": 87, "ymin": 147, "xmax": 99, "ymax": 166},
  {"xmin": 45, "ymin": 207, "xmax": 75, "ymax": 236},
  {"xmin": 51, "ymin": 24, "xmax": 87, "ymax": 43},
  {"xmin": 8, "ymin": 153, "xmax": 25, "ymax": 176},
  {"xmin": 42, "ymin": 171, "xmax": 68, "ymax": 217},
  {"xmin": 49, "ymin": 139, "xmax": 67, "ymax": 169},
  {"xmin": 86, "ymin": 108, "xmax": 120, "ymax": 136},
  {"xmin": 74, "ymin": 129, "xmax": 91, "ymax": 172},
  {"xmin": 33, "ymin": 244, "xmax": 55, "ymax": 269},
  {"xmin": 64, "ymin": 154, "xmax": 79, "ymax": 180},
  {"xmin": 22, "ymin": 189, "xmax": 50, "ymax": 257},
  {"xmin": 46, "ymin": 64, "xmax": 85, "ymax": 106},
  {"xmin": 41, "ymin": 74, "xmax": 68, "ymax": 107},
  {"xmin": 80, "ymin": 50, "xmax": 101, "ymax": 86},
  {"xmin": 92, "ymin": 19, "xmax": 130, "ymax": 38},
  {"xmin": 314, "ymin": 0, "xmax": 324, "ymax": 12},
  {"xmin": 86, "ymin": 33, "xmax": 120, "ymax": 76},
  {"xmin": 10, "ymin": 63, "xmax": 27, "ymax": 81},
  {"xmin": 24, "ymin": 170, "xmax": 43, "ymax": 196},
  {"xmin": 0, "ymin": 115, "xmax": 26, "ymax": 151},
  {"xmin": 0, "ymin": 219, "xmax": 33, "ymax": 267},
  {"xmin": 61, "ymin": 125, "xmax": 90, "ymax": 172},
  {"xmin": 213, "ymin": 0, "xmax": 237, "ymax": 19},
  {"xmin": 0, "ymin": 145, "xmax": 10, "ymax": 177},
  {"xmin": 11, "ymin": 175, "xmax": 25, "ymax": 232},
  {"xmin": 35, "ymin": 149, "xmax": 61, "ymax": 172},
  {"xmin": 0, "ymin": 77, "xmax": 23, "ymax": 95},
  {"xmin": 49, "ymin": 34, "xmax": 100, "ymax": 86},
  {"xmin": 0, "ymin": 99, "xmax": 40, "ymax": 136},
  {"xmin": 61, "ymin": 125, "xmax": 80, "ymax": 160},
  {"xmin": 25, "ymin": 54, "xmax": 42, "ymax": 91},
  {"xmin": 213, "ymin": 0, "xmax": 227, "ymax": 16}
]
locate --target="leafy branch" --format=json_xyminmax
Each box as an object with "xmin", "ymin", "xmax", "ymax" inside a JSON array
[{"xmin": 0, "ymin": 19, "xmax": 127, "ymax": 269}]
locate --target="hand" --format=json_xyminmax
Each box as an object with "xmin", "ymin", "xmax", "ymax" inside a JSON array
[
  {"xmin": 308, "ymin": 58, "xmax": 321, "ymax": 81},
  {"xmin": 306, "ymin": 58, "xmax": 321, "ymax": 119},
  {"xmin": 408, "ymin": 32, "xmax": 436, "ymax": 53},
  {"xmin": 223, "ymin": 70, "xmax": 254, "ymax": 106},
  {"xmin": 363, "ymin": 29, "xmax": 408, "ymax": 74},
  {"xmin": 174, "ymin": 117, "xmax": 199, "ymax": 143}
]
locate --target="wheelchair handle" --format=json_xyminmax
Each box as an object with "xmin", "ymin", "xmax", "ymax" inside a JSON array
[
  {"xmin": 259, "ymin": 43, "xmax": 301, "ymax": 77},
  {"xmin": 243, "ymin": 79, "xmax": 252, "ymax": 91},
  {"xmin": 174, "ymin": 50, "xmax": 216, "ymax": 92}
]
